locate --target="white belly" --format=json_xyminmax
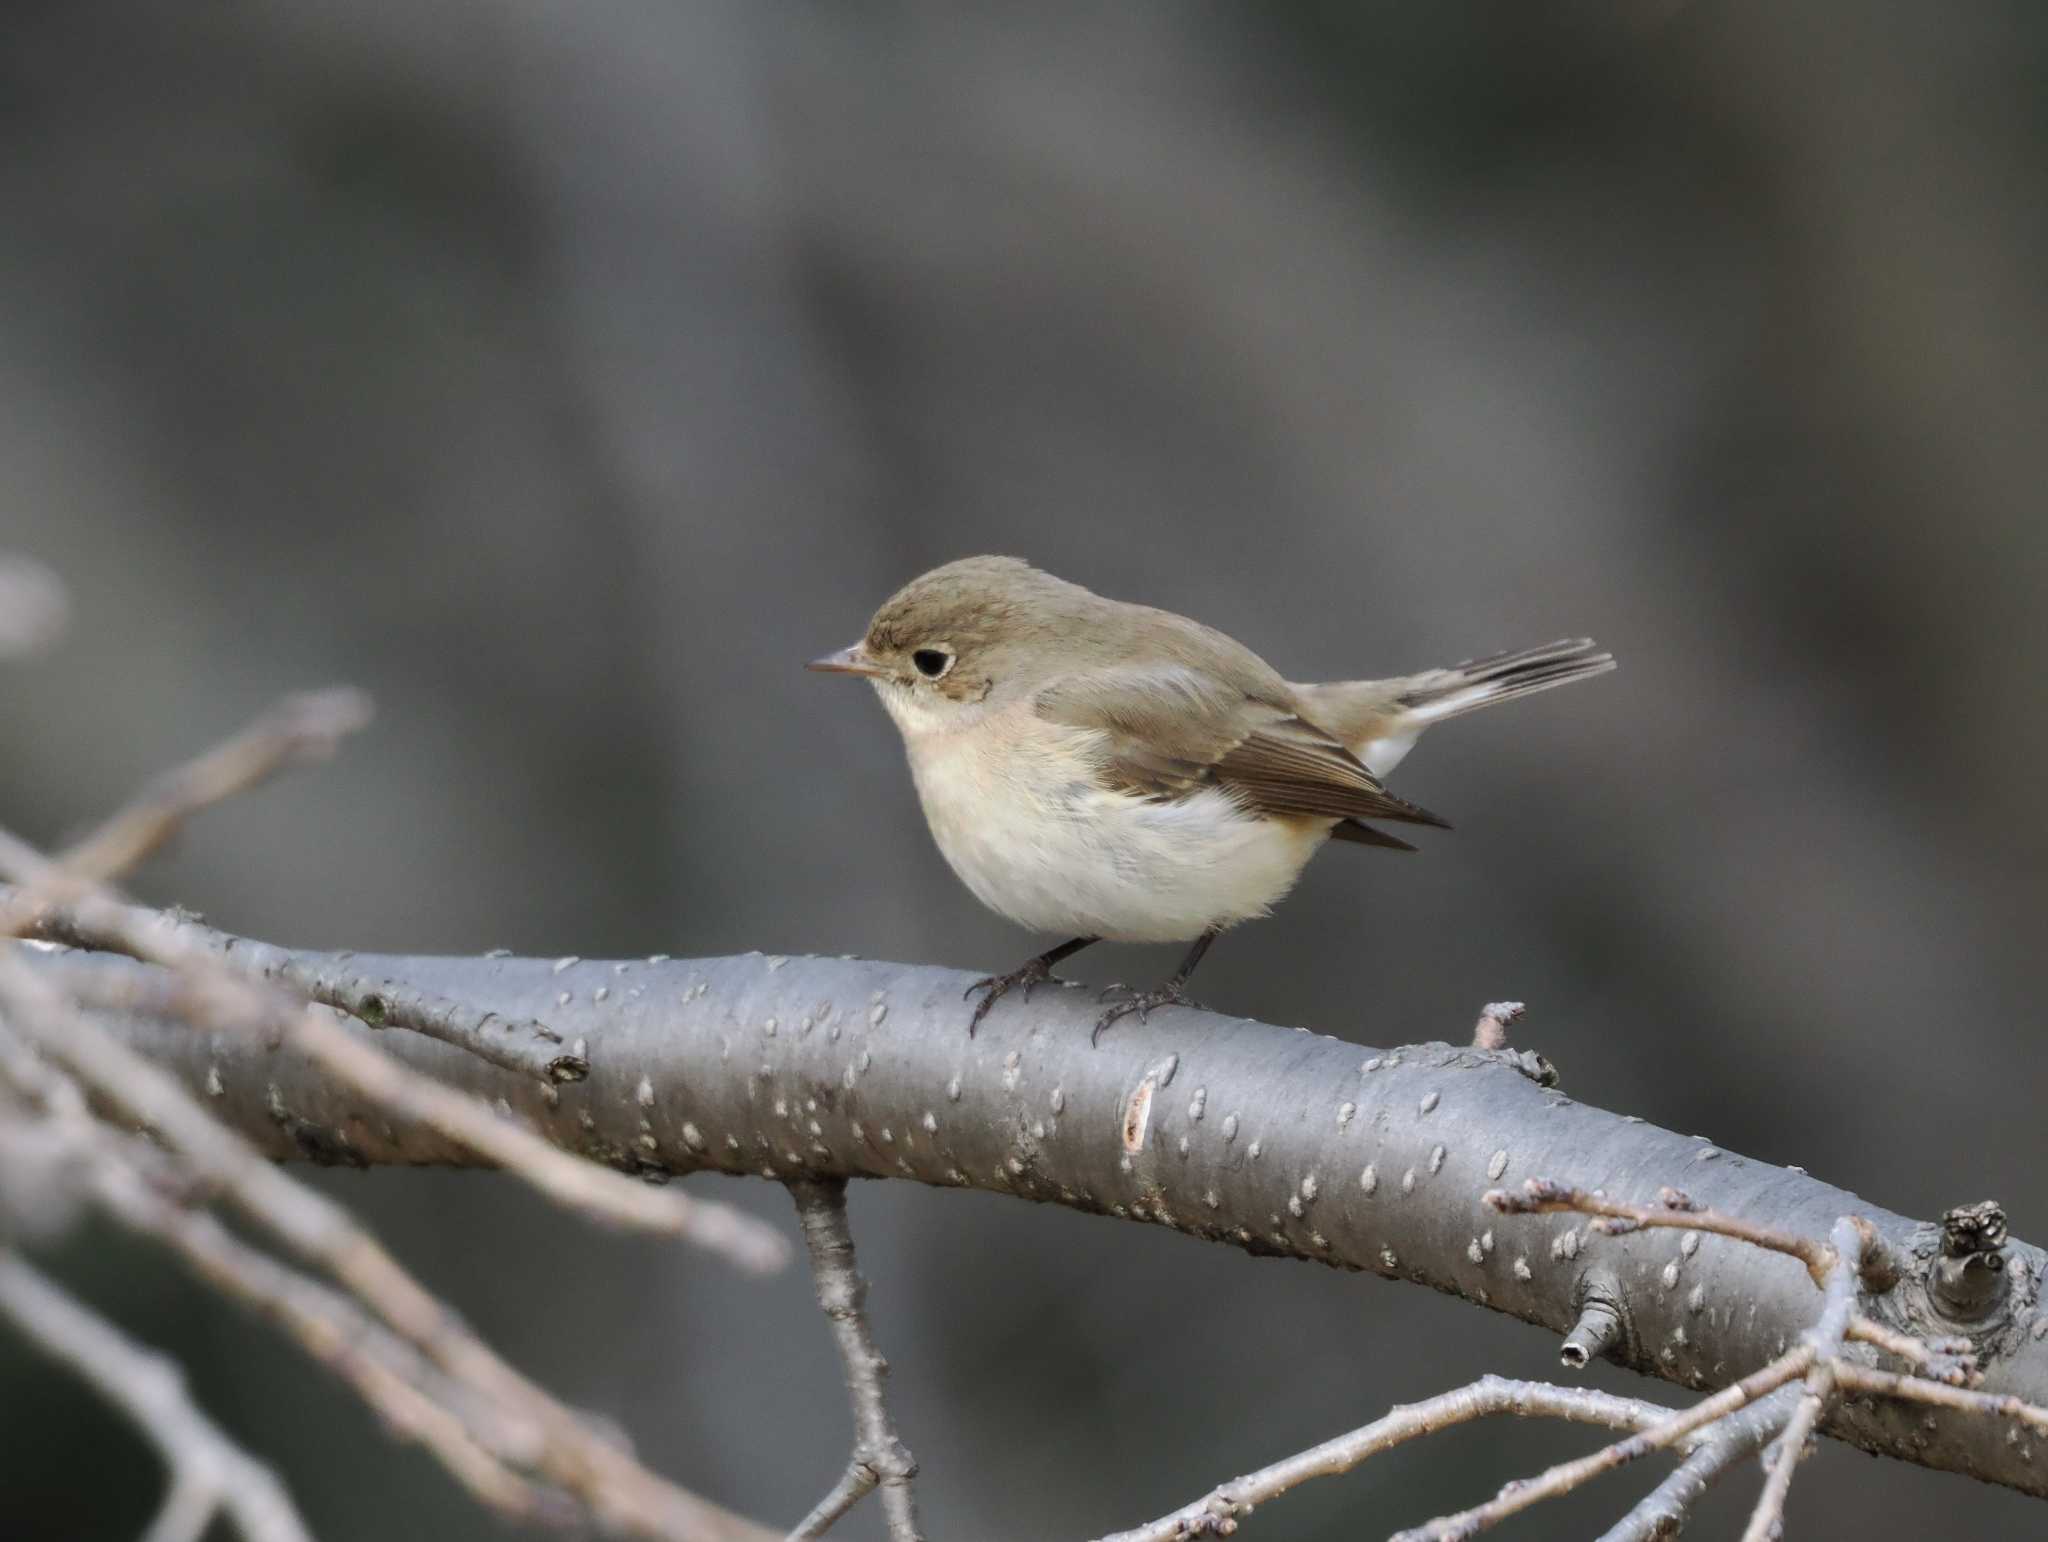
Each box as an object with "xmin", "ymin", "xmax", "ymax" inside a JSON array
[{"xmin": 903, "ymin": 722, "xmax": 1324, "ymax": 943}]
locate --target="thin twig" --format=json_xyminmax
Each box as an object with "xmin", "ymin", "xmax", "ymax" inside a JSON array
[
  {"xmin": 0, "ymin": 692, "xmax": 755, "ymax": 1248},
  {"xmin": 0, "ymin": 684, "xmax": 567, "ymax": 1083},
  {"xmin": 0, "ymin": 884, "xmax": 786, "ymax": 1267},
  {"xmin": 287, "ymin": 994, "xmax": 785, "ymax": 1270},
  {"xmin": 45, "ymin": 688, "xmax": 373, "ymax": 891},
  {"xmin": 1487, "ymin": 1179, "xmax": 1834, "ymax": 1283},
  {"xmin": 1597, "ymin": 1392, "xmax": 1794, "ymax": 1542},
  {"xmin": 0, "ymin": 1250, "xmax": 312, "ymax": 1542},
  {"xmin": 1388, "ymin": 1347, "xmax": 1818, "ymax": 1541},
  {"xmin": 1737, "ymin": 1218, "xmax": 1866, "ymax": 1542},
  {"xmin": 32, "ymin": 898, "xmax": 586, "ymax": 1084},
  {"xmin": 1742, "ymin": 1386, "xmax": 1827, "ymax": 1542},
  {"xmin": 1835, "ymin": 1365, "xmax": 2048, "ymax": 1436},
  {"xmin": 1846, "ymin": 1315, "xmax": 1978, "ymax": 1386},
  {"xmin": 0, "ymin": 962, "xmax": 776, "ymax": 1542},
  {"xmin": 1097, "ymin": 1375, "xmax": 1695, "ymax": 1542},
  {"xmin": 0, "ymin": 690, "xmax": 786, "ymax": 1534},
  {"xmin": 786, "ymin": 1180, "xmax": 921, "ymax": 1542},
  {"xmin": 94, "ymin": 1150, "xmax": 568, "ymax": 1520},
  {"xmin": 0, "ymin": 1019, "xmax": 568, "ymax": 1523},
  {"xmin": 787, "ymin": 1461, "xmax": 880, "ymax": 1541}
]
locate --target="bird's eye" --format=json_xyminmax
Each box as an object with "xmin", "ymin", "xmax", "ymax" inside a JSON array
[{"xmin": 912, "ymin": 648, "xmax": 952, "ymax": 679}]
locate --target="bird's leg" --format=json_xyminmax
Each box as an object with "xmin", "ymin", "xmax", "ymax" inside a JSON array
[
  {"xmin": 965, "ymin": 936, "xmax": 1098, "ymax": 1036},
  {"xmin": 1094, "ymin": 929, "xmax": 1217, "ymax": 1045}
]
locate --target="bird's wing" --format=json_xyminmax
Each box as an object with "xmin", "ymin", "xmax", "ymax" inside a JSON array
[{"xmin": 1032, "ymin": 664, "xmax": 1449, "ymax": 831}]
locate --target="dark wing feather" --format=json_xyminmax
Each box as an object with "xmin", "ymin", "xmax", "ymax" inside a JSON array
[
  {"xmin": 1214, "ymin": 714, "xmax": 1449, "ymax": 827},
  {"xmin": 1033, "ymin": 665, "xmax": 1450, "ymax": 831},
  {"xmin": 1328, "ymin": 819, "xmax": 1419, "ymax": 852}
]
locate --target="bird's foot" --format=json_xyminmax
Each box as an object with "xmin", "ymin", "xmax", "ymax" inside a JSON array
[
  {"xmin": 1092, "ymin": 979, "xmax": 1204, "ymax": 1046},
  {"xmin": 964, "ymin": 957, "xmax": 1068, "ymax": 1036}
]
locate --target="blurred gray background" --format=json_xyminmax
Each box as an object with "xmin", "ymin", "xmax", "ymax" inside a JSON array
[{"xmin": 3, "ymin": 1, "xmax": 2044, "ymax": 1536}]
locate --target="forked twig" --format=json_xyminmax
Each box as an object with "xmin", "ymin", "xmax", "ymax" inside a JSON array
[
  {"xmin": 1113, "ymin": 1176, "xmax": 2048, "ymax": 1542},
  {"xmin": 0, "ymin": 1250, "xmax": 311, "ymax": 1542},
  {"xmin": 786, "ymin": 1180, "xmax": 921, "ymax": 1542},
  {"xmin": 1596, "ymin": 1392, "xmax": 1793, "ymax": 1542},
  {"xmin": 1098, "ymin": 1375, "xmax": 1708, "ymax": 1542},
  {"xmin": 1388, "ymin": 1347, "xmax": 1818, "ymax": 1541},
  {"xmin": 91, "ymin": 1145, "xmax": 567, "ymax": 1521},
  {"xmin": 0, "ymin": 1018, "xmax": 559, "ymax": 1522},
  {"xmin": 1736, "ymin": 1217, "xmax": 1865, "ymax": 1542}
]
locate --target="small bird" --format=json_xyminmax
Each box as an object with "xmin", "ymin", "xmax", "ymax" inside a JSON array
[{"xmin": 809, "ymin": 556, "xmax": 1613, "ymax": 1041}]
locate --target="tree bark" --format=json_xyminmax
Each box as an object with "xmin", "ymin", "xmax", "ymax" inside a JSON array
[{"xmin": 49, "ymin": 945, "xmax": 2048, "ymax": 1500}]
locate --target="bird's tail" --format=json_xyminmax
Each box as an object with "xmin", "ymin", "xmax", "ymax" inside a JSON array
[
  {"xmin": 1294, "ymin": 638, "xmax": 1614, "ymax": 777},
  {"xmin": 1385, "ymin": 638, "xmax": 1616, "ymax": 725}
]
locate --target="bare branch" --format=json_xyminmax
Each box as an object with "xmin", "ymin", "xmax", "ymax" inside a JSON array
[
  {"xmin": 1596, "ymin": 1393, "xmax": 1791, "ymax": 1542},
  {"xmin": 1847, "ymin": 1315, "xmax": 1978, "ymax": 1386},
  {"xmin": 0, "ymin": 1017, "xmax": 575, "ymax": 1525},
  {"xmin": 1097, "ymin": 1375, "xmax": 1694, "ymax": 1542},
  {"xmin": 7, "ymin": 682, "xmax": 2043, "ymax": 1539},
  {"xmin": 48, "ymin": 944, "xmax": 2048, "ymax": 1504},
  {"xmin": 2, "ymin": 885, "xmax": 786, "ymax": 1265},
  {"xmin": 89, "ymin": 1147, "xmax": 569, "ymax": 1523},
  {"xmin": 786, "ymin": 1180, "xmax": 920, "ymax": 1541},
  {"xmin": 1834, "ymin": 1365, "xmax": 2048, "ymax": 1437},
  {"xmin": 1487, "ymin": 1179, "xmax": 1836, "ymax": 1284},
  {"xmin": 0, "ymin": 1250, "xmax": 311, "ymax": 1542},
  {"xmin": 34, "ymin": 898, "xmax": 586, "ymax": 1085},
  {"xmin": 1389, "ymin": 1346, "xmax": 1818, "ymax": 1541},
  {"xmin": 0, "ymin": 687, "xmax": 798, "ymax": 1536},
  {"xmin": 1743, "ymin": 1390, "xmax": 1827, "ymax": 1542},
  {"xmin": 284, "ymin": 992, "xmax": 785, "ymax": 1270},
  {"xmin": 0, "ymin": 689, "xmax": 772, "ymax": 1254},
  {"xmin": 1737, "ymin": 1217, "xmax": 1866, "ymax": 1542},
  {"xmin": 787, "ymin": 1464, "xmax": 878, "ymax": 1542},
  {"xmin": 41, "ymin": 688, "xmax": 371, "ymax": 892},
  {"xmin": 0, "ymin": 965, "xmax": 777, "ymax": 1542},
  {"xmin": 1108, "ymin": 1189, "xmax": 2037, "ymax": 1542}
]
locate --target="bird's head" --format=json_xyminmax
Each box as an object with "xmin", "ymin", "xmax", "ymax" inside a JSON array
[{"xmin": 807, "ymin": 556, "xmax": 1104, "ymax": 735}]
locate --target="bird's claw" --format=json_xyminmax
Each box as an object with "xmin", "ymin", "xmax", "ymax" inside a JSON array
[
  {"xmin": 1092, "ymin": 980, "xmax": 1202, "ymax": 1046},
  {"xmin": 965, "ymin": 958, "xmax": 1063, "ymax": 1035}
]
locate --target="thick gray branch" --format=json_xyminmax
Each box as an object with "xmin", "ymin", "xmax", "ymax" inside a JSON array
[{"xmin": 49, "ymin": 946, "xmax": 2048, "ymax": 1500}]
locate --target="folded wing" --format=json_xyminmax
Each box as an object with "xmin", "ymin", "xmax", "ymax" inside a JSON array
[{"xmin": 1033, "ymin": 664, "xmax": 1449, "ymax": 845}]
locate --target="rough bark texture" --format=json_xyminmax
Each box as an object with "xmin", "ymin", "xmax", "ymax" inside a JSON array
[{"xmin": 55, "ymin": 946, "xmax": 2048, "ymax": 1500}]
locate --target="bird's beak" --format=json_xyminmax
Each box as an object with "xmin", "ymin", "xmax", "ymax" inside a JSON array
[{"xmin": 806, "ymin": 643, "xmax": 887, "ymax": 679}]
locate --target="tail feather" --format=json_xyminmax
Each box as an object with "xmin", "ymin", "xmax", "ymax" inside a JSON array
[
  {"xmin": 1293, "ymin": 637, "xmax": 1614, "ymax": 779},
  {"xmin": 1392, "ymin": 638, "xmax": 1615, "ymax": 724}
]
